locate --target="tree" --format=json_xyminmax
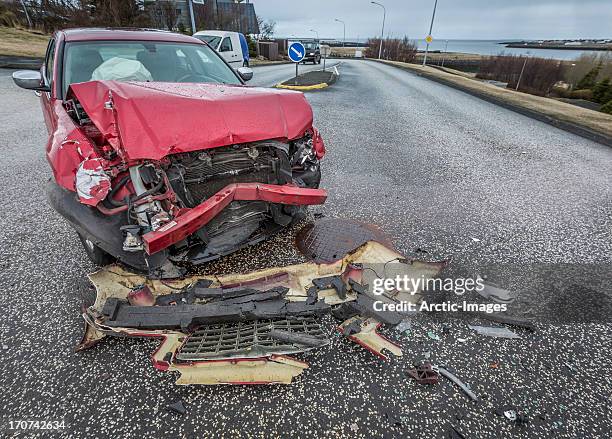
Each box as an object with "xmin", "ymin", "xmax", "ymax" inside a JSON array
[
  {"xmin": 601, "ymin": 99, "xmax": 612, "ymax": 115},
  {"xmin": 152, "ymin": 0, "xmax": 178, "ymax": 30},
  {"xmin": 576, "ymin": 65, "xmax": 601, "ymax": 90},
  {"xmin": 256, "ymin": 15, "xmax": 275, "ymax": 40},
  {"xmin": 592, "ymin": 78, "xmax": 611, "ymax": 104}
]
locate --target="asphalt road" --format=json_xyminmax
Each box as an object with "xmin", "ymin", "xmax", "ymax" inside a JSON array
[
  {"xmin": 249, "ymin": 60, "xmax": 340, "ymax": 87},
  {"xmin": 1, "ymin": 61, "xmax": 611, "ymax": 438}
]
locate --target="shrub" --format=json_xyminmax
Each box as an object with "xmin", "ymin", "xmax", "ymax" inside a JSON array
[
  {"xmin": 365, "ymin": 37, "xmax": 417, "ymax": 63},
  {"xmin": 570, "ymin": 89, "xmax": 594, "ymax": 100},
  {"xmin": 245, "ymin": 34, "xmax": 258, "ymax": 58},
  {"xmin": 601, "ymin": 99, "xmax": 612, "ymax": 115},
  {"xmin": 476, "ymin": 55, "xmax": 563, "ymax": 96}
]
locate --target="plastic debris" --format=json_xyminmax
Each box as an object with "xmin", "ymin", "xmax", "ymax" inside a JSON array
[
  {"xmin": 166, "ymin": 399, "xmax": 187, "ymax": 415},
  {"xmin": 471, "ymin": 237, "xmax": 481, "ymax": 242},
  {"xmin": 504, "ymin": 410, "xmax": 517, "ymax": 421},
  {"xmin": 468, "ymin": 325, "xmax": 521, "ymax": 339},
  {"xmin": 395, "ymin": 318, "xmax": 412, "ymax": 334},
  {"xmin": 427, "ymin": 331, "xmax": 441, "ymax": 341},
  {"xmin": 496, "ymin": 406, "xmax": 528, "ymax": 424},
  {"xmin": 457, "ymin": 338, "xmax": 469, "ymax": 343},
  {"xmin": 383, "ymin": 411, "xmax": 403, "ymax": 427}
]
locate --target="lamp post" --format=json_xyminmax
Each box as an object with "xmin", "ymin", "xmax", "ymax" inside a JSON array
[
  {"xmin": 371, "ymin": 2, "xmax": 385, "ymax": 59},
  {"xmin": 334, "ymin": 19, "xmax": 345, "ymax": 47},
  {"xmin": 441, "ymin": 39, "xmax": 449, "ymax": 67},
  {"xmin": 187, "ymin": 0, "xmax": 196, "ymax": 34},
  {"xmin": 310, "ymin": 29, "xmax": 319, "ymax": 41},
  {"xmin": 422, "ymin": 0, "xmax": 439, "ymax": 66}
]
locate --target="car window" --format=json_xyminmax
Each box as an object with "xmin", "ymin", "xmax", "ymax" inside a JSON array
[
  {"xmin": 62, "ymin": 40, "xmax": 241, "ymax": 96},
  {"xmin": 219, "ymin": 37, "xmax": 232, "ymax": 52},
  {"xmin": 194, "ymin": 35, "xmax": 221, "ymax": 49},
  {"xmin": 45, "ymin": 38, "xmax": 56, "ymax": 86}
]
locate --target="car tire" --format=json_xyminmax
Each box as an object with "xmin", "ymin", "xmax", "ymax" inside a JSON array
[{"xmin": 77, "ymin": 232, "xmax": 115, "ymax": 266}]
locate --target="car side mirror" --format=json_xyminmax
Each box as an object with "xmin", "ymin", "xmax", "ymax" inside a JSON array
[
  {"xmin": 237, "ymin": 67, "xmax": 253, "ymax": 82},
  {"xmin": 12, "ymin": 70, "xmax": 50, "ymax": 92}
]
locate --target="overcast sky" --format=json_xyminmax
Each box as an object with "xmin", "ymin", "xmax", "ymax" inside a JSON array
[{"xmin": 253, "ymin": 0, "xmax": 612, "ymax": 40}]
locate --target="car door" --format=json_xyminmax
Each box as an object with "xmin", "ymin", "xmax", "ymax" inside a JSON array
[
  {"xmin": 219, "ymin": 35, "xmax": 240, "ymax": 67},
  {"xmin": 40, "ymin": 37, "xmax": 56, "ymax": 133}
]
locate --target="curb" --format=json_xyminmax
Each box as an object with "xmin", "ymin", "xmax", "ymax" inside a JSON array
[
  {"xmin": 372, "ymin": 59, "xmax": 612, "ymax": 148},
  {"xmin": 275, "ymin": 82, "xmax": 329, "ymax": 91},
  {"xmin": 274, "ymin": 66, "xmax": 340, "ymax": 91},
  {"xmin": 0, "ymin": 55, "xmax": 43, "ymax": 70}
]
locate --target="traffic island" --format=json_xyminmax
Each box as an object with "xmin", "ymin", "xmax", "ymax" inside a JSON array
[{"xmin": 275, "ymin": 70, "xmax": 337, "ymax": 91}]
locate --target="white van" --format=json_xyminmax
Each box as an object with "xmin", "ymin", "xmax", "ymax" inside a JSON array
[{"xmin": 193, "ymin": 30, "xmax": 250, "ymax": 67}]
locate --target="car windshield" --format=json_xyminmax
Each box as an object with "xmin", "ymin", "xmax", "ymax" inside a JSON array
[
  {"xmin": 304, "ymin": 42, "xmax": 317, "ymax": 50},
  {"xmin": 63, "ymin": 40, "xmax": 241, "ymax": 96},
  {"xmin": 194, "ymin": 35, "xmax": 222, "ymax": 49}
]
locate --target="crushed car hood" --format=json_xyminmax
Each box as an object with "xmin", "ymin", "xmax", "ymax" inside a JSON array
[{"xmin": 68, "ymin": 80, "xmax": 314, "ymax": 161}]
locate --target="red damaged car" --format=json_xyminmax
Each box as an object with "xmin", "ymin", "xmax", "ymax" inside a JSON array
[{"xmin": 13, "ymin": 29, "xmax": 326, "ymax": 276}]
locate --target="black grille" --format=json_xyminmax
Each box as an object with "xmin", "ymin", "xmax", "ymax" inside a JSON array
[
  {"xmin": 176, "ymin": 318, "xmax": 328, "ymax": 361},
  {"xmin": 180, "ymin": 146, "xmax": 277, "ymax": 204}
]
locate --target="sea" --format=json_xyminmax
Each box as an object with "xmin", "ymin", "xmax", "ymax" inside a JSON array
[{"xmin": 355, "ymin": 39, "xmax": 610, "ymax": 61}]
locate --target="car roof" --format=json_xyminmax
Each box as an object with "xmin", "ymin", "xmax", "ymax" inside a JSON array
[
  {"xmin": 60, "ymin": 28, "xmax": 205, "ymax": 44},
  {"xmin": 193, "ymin": 30, "xmax": 233, "ymax": 37}
]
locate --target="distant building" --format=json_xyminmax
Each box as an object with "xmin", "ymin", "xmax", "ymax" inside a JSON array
[{"xmin": 145, "ymin": 0, "xmax": 259, "ymax": 34}]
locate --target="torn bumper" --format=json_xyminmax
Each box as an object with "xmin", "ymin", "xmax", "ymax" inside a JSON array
[
  {"xmin": 143, "ymin": 183, "xmax": 327, "ymax": 255},
  {"xmin": 80, "ymin": 241, "xmax": 447, "ymax": 385}
]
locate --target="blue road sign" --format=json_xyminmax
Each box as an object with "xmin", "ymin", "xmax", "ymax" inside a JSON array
[{"xmin": 288, "ymin": 42, "xmax": 306, "ymax": 63}]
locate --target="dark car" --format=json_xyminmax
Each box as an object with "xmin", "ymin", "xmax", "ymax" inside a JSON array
[
  {"xmin": 301, "ymin": 40, "xmax": 321, "ymax": 64},
  {"xmin": 12, "ymin": 28, "xmax": 327, "ymax": 277}
]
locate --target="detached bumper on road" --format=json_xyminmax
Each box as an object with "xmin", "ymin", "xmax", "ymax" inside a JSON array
[{"xmin": 143, "ymin": 183, "xmax": 327, "ymax": 255}]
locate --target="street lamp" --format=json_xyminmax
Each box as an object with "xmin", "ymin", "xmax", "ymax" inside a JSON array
[
  {"xmin": 334, "ymin": 19, "xmax": 345, "ymax": 47},
  {"xmin": 371, "ymin": 2, "xmax": 385, "ymax": 59},
  {"xmin": 310, "ymin": 29, "xmax": 319, "ymax": 40},
  {"xmin": 422, "ymin": 0, "xmax": 439, "ymax": 66}
]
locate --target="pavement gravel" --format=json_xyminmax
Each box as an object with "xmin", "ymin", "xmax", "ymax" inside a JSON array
[{"xmin": 0, "ymin": 61, "xmax": 611, "ymax": 438}]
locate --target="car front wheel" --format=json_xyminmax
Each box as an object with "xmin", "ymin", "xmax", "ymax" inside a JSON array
[{"xmin": 77, "ymin": 232, "xmax": 115, "ymax": 266}]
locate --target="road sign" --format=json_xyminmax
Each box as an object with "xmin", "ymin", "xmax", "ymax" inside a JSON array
[
  {"xmin": 425, "ymin": 35, "xmax": 433, "ymax": 43},
  {"xmin": 320, "ymin": 45, "xmax": 331, "ymax": 57},
  {"xmin": 288, "ymin": 42, "xmax": 306, "ymax": 63}
]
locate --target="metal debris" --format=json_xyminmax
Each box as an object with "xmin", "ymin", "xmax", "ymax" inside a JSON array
[
  {"xmin": 468, "ymin": 325, "xmax": 521, "ymax": 339},
  {"xmin": 406, "ymin": 362, "xmax": 440, "ymax": 384},
  {"xmin": 448, "ymin": 426, "xmax": 467, "ymax": 439},
  {"xmin": 468, "ymin": 312, "xmax": 536, "ymax": 331},
  {"xmin": 438, "ymin": 366, "xmax": 479, "ymax": 402},
  {"xmin": 474, "ymin": 277, "xmax": 518, "ymax": 304}
]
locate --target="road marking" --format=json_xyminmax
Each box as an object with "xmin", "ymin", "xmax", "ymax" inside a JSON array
[{"xmin": 291, "ymin": 47, "xmax": 303, "ymax": 58}]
